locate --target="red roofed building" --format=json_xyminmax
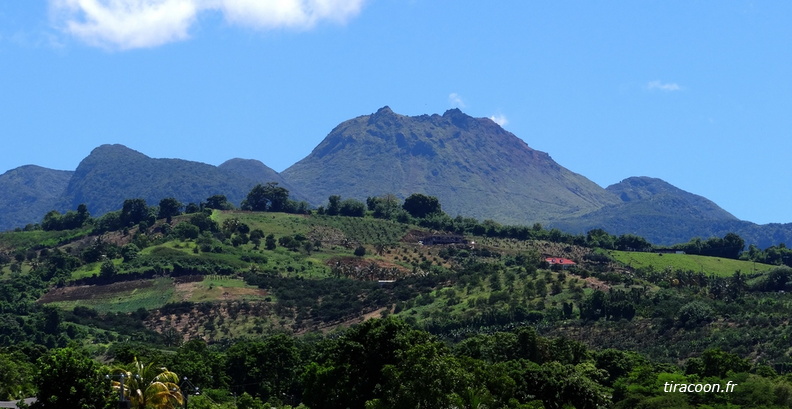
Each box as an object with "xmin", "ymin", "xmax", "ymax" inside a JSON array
[{"xmin": 545, "ymin": 257, "xmax": 577, "ymax": 269}]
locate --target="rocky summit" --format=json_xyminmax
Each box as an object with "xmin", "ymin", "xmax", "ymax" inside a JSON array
[{"xmin": 281, "ymin": 106, "xmax": 619, "ymax": 223}]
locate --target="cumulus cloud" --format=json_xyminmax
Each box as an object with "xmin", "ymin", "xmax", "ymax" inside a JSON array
[
  {"xmin": 219, "ymin": 0, "xmax": 365, "ymax": 29},
  {"xmin": 646, "ymin": 80, "xmax": 683, "ymax": 92},
  {"xmin": 51, "ymin": 0, "xmax": 199, "ymax": 49},
  {"xmin": 448, "ymin": 92, "xmax": 466, "ymax": 108},
  {"xmin": 489, "ymin": 114, "xmax": 508, "ymax": 127},
  {"xmin": 49, "ymin": 0, "xmax": 367, "ymax": 50}
]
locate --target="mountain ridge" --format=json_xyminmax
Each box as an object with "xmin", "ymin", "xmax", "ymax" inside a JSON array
[
  {"xmin": 281, "ymin": 106, "xmax": 619, "ymax": 223},
  {"xmin": 0, "ymin": 165, "xmax": 73, "ymax": 230},
  {"xmin": 0, "ymin": 108, "xmax": 790, "ymax": 248},
  {"xmin": 57, "ymin": 144, "xmax": 288, "ymax": 217}
]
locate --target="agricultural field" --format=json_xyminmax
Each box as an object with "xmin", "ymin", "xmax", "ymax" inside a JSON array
[
  {"xmin": 180, "ymin": 275, "xmax": 270, "ymax": 303},
  {"xmin": 607, "ymin": 249, "xmax": 776, "ymax": 276},
  {"xmin": 39, "ymin": 275, "xmax": 270, "ymax": 315},
  {"xmin": 40, "ymin": 277, "xmax": 176, "ymax": 313},
  {"xmin": 213, "ymin": 211, "xmax": 313, "ymax": 237},
  {"xmin": 0, "ymin": 227, "xmax": 92, "ymax": 251}
]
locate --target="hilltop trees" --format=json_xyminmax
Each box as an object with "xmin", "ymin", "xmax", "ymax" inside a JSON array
[
  {"xmin": 368, "ymin": 194, "xmax": 401, "ymax": 219},
  {"xmin": 243, "ymin": 183, "xmax": 289, "ymax": 212},
  {"xmin": 120, "ymin": 199, "xmax": 153, "ymax": 227},
  {"xmin": 675, "ymin": 233, "xmax": 745, "ymax": 259},
  {"xmin": 157, "ymin": 198, "xmax": 182, "ymax": 221},
  {"xmin": 402, "ymin": 193, "xmax": 442, "ymax": 218},
  {"xmin": 241, "ymin": 183, "xmax": 308, "ymax": 214},
  {"xmin": 204, "ymin": 195, "xmax": 234, "ymax": 211},
  {"xmin": 326, "ymin": 195, "xmax": 341, "ymax": 216},
  {"xmin": 41, "ymin": 204, "xmax": 91, "ymax": 231},
  {"xmin": 322, "ymin": 195, "xmax": 366, "ymax": 217}
]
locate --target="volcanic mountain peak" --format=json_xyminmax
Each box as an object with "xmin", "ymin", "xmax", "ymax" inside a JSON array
[{"xmin": 281, "ymin": 107, "xmax": 618, "ymax": 223}]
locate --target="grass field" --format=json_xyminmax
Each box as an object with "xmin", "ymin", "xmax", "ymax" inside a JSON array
[
  {"xmin": 214, "ymin": 211, "xmax": 313, "ymax": 237},
  {"xmin": 185, "ymin": 276, "xmax": 270, "ymax": 303},
  {"xmin": 0, "ymin": 227, "xmax": 92, "ymax": 250},
  {"xmin": 608, "ymin": 250, "xmax": 776, "ymax": 276},
  {"xmin": 45, "ymin": 277, "xmax": 176, "ymax": 313},
  {"xmin": 309, "ymin": 215, "xmax": 408, "ymax": 245}
]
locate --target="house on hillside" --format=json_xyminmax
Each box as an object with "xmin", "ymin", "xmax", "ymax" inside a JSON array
[{"xmin": 545, "ymin": 257, "xmax": 577, "ymax": 269}]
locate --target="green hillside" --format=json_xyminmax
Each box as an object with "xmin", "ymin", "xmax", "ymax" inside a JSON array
[
  {"xmin": 607, "ymin": 250, "xmax": 776, "ymax": 277},
  {"xmin": 4, "ymin": 193, "xmax": 792, "ymax": 408}
]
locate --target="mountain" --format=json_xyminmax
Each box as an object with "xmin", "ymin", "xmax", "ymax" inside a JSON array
[
  {"xmin": 217, "ymin": 158, "xmax": 306, "ymax": 201},
  {"xmin": 57, "ymin": 144, "xmax": 279, "ymax": 217},
  {"xmin": 2, "ymin": 110, "xmax": 791, "ymax": 248},
  {"xmin": 281, "ymin": 106, "xmax": 620, "ymax": 223},
  {"xmin": 606, "ymin": 177, "xmax": 738, "ymax": 221},
  {"xmin": 0, "ymin": 165, "xmax": 73, "ymax": 231},
  {"xmin": 547, "ymin": 177, "xmax": 792, "ymax": 247},
  {"xmin": 218, "ymin": 158, "xmax": 286, "ymax": 185}
]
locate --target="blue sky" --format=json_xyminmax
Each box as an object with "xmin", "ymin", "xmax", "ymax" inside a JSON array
[{"xmin": 1, "ymin": 1, "xmax": 790, "ymax": 225}]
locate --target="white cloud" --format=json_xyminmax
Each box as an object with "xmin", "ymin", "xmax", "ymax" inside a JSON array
[
  {"xmin": 489, "ymin": 114, "xmax": 508, "ymax": 127},
  {"xmin": 49, "ymin": 0, "xmax": 367, "ymax": 50},
  {"xmin": 219, "ymin": 0, "xmax": 365, "ymax": 30},
  {"xmin": 448, "ymin": 92, "xmax": 466, "ymax": 108},
  {"xmin": 51, "ymin": 0, "xmax": 199, "ymax": 49},
  {"xmin": 646, "ymin": 80, "xmax": 683, "ymax": 92}
]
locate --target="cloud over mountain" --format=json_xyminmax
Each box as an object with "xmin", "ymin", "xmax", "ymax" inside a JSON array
[{"xmin": 50, "ymin": 0, "xmax": 367, "ymax": 49}]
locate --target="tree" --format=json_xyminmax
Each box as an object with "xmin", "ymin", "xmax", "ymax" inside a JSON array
[
  {"xmin": 250, "ymin": 229, "xmax": 264, "ymax": 249},
  {"xmin": 100, "ymin": 259, "xmax": 118, "ymax": 278},
  {"xmin": 614, "ymin": 234, "xmax": 652, "ymax": 252},
  {"xmin": 120, "ymin": 244, "xmax": 140, "ymax": 263},
  {"xmin": 41, "ymin": 205, "xmax": 91, "ymax": 231},
  {"xmin": 586, "ymin": 229, "xmax": 615, "ymax": 249},
  {"xmin": 402, "ymin": 193, "xmax": 442, "ymax": 218},
  {"xmin": 0, "ymin": 352, "xmax": 35, "ymax": 400},
  {"xmin": 31, "ymin": 347, "xmax": 112, "ymax": 409},
  {"xmin": 109, "ymin": 357, "xmax": 183, "ymax": 409},
  {"xmin": 265, "ymin": 234, "xmax": 277, "ymax": 250},
  {"xmin": 204, "ymin": 195, "xmax": 233, "ymax": 210},
  {"xmin": 377, "ymin": 342, "xmax": 473, "ymax": 408},
  {"xmin": 339, "ymin": 199, "xmax": 366, "ymax": 217},
  {"xmin": 722, "ymin": 232, "xmax": 745, "ymax": 259},
  {"xmin": 226, "ymin": 335, "xmax": 301, "ymax": 400},
  {"xmin": 518, "ymin": 361, "xmax": 610, "ymax": 409},
  {"xmin": 243, "ymin": 183, "xmax": 290, "ymax": 212},
  {"xmin": 354, "ymin": 246, "xmax": 366, "ymax": 257},
  {"xmin": 326, "ymin": 195, "xmax": 341, "ymax": 216},
  {"xmin": 372, "ymin": 194, "xmax": 401, "ymax": 219},
  {"xmin": 120, "ymin": 199, "xmax": 151, "ymax": 227},
  {"xmin": 168, "ymin": 340, "xmax": 228, "ymax": 390},
  {"xmin": 41, "ymin": 210, "xmax": 63, "ymax": 231},
  {"xmin": 189, "ymin": 212, "xmax": 218, "ymax": 233},
  {"xmin": 157, "ymin": 198, "xmax": 182, "ymax": 221}
]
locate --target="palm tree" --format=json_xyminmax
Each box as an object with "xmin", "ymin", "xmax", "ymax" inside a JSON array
[{"xmin": 110, "ymin": 357, "xmax": 183, "ymax": 409}]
